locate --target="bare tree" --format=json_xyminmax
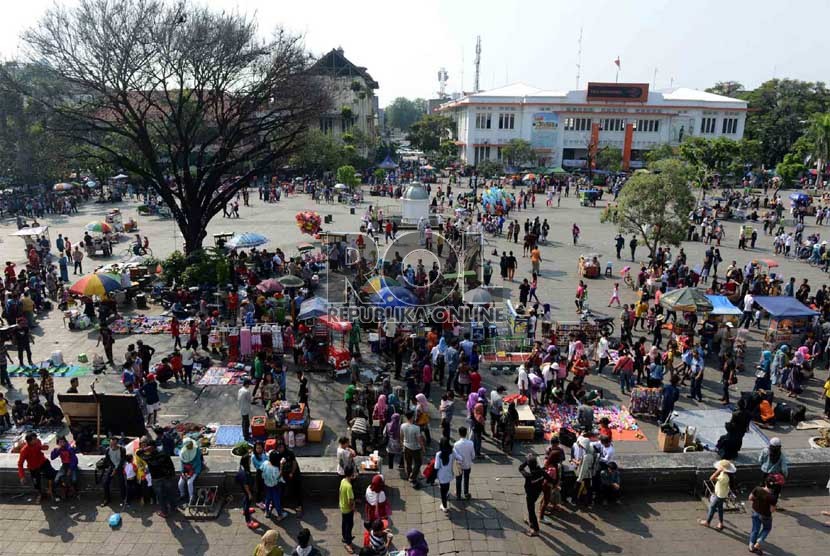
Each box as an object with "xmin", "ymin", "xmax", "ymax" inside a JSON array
[{"xmin": 16, "ymin": 0, "xmax": 328, "ymax": 252}]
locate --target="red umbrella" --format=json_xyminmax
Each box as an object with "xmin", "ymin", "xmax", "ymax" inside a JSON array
[{"xmin": 757, "ymin": 259, "xmax": 779, "ymax": 269}]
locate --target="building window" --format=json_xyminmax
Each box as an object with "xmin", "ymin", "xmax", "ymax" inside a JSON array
[
  {"xmin": 564, "ymin": 117, "xmax": 591, "ymax": 131},
  {"xmin": 498, "ymin": 113, "xmax": 515, "ymax": 130},
  {"xmin": 722, "ymin": 118, "xmax": 738, "ymax": 134},
  {"xmin": 474, "ymin": 146, "xmax": 491, "ymax": 165},
  {"xmin": 475, "ymin": 113, "xmax": 491, "ymax": 129},
  {"xmin": 601, "ymin": 118, "xmax": 623, "ymax": 132},
  {"xmin": 635, "ymin": 119, "xmax": 659, "ymax": 133},
  {"xmin": 700, "ymin": 117, "xmax": 717, "ymax": 134},
  {"xmin": 320, "ymin": 117, "xmax": 334, "ymax": 134}
]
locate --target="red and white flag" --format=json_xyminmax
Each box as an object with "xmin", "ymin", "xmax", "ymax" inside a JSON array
[{"xmin": 614, "ymin": 57, "xmax": 621, "ymax": 69}]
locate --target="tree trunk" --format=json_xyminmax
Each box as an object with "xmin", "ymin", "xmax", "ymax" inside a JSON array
[{"xmin": 181, "ymin": 216, "xmax": 207, "ymax": 255}]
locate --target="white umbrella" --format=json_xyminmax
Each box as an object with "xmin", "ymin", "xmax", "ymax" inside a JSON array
[{"xmin": 334, "ymin": 183, "xmax": 348, "ymax": 190}]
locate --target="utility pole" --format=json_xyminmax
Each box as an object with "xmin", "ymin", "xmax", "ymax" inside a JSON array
[
  {"xmin": 474, "ymin": 36, "xmax": 481, "ymax": 93},
  {"xmin": 575, "ymin": 27, "xmax": 583, "ymax": 89}
]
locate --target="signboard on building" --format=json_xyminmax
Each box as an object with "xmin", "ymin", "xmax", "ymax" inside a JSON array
[
  {"xmin": 586, "ymin": 82, "xmax": 649, "ymax": 102},
  {"xmin": 530, "ymin": 112, "xmax": 559, "ymax": 153}
]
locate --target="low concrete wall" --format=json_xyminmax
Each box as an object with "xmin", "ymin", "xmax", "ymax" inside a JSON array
[{"xmin": 0, "ymin": 451, "xmax": 375, "ymax": 502}]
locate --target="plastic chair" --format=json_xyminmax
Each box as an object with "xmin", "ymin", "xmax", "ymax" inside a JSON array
[{"xmin": 605, "ymin": 261, "xmax": 613, "ymax": 277}]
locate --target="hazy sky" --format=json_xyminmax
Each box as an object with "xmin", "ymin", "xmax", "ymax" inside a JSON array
[{"xmin": 2, "ymin": 0, "xmax": 829, "ymax": 106}]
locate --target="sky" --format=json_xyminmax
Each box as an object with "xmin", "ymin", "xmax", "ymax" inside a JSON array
[{"xmin": 2, "ymin": 0, "xmax": 830, "ymax": 106}]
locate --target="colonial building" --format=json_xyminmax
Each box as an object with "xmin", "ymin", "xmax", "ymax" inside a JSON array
[
  {"xmin": 309, "ymin": 48, "xmax": 379, "ymax": 156},
  {"xmin": 438, "ymin": 82, "xmax": 748, "ymax": 170}
]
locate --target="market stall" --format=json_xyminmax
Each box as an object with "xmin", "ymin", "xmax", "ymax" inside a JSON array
[
  {"xmin": 540, "ymin": 404, "xmax": 646, "ymax": 442},
  {"xmin": 705, "ymin": 294, "xmax": 741, "ymax": 327},
  {"xmin": 753, "ymin": 296, "xmax": 819, "ymax": 349}
]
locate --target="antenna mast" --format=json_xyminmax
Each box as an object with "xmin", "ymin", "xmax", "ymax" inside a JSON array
[
  {"xmin": 437, "ymin": 67, "xmax": 449, "ymax": 98},
  {"xmin": 575, "ymin": 27, "xmax": 583, "ymax": 89},
  {"xmin": 474, "ymin": 36, "xmax": 481, "ymax": 93}
]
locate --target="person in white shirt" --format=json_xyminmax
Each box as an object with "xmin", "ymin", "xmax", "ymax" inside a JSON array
[
  {"xmin": 517, "ymin": 365, "xmax": 529, "ymax": 398},
  {"xmin": 453, "ymin": 426, "xmax": 475, "ymax": 500},
  {"xmin": 593, "ymin": 435, "xmax": 616, "ymax": 464},
  {"xmin": 596, "ymin": 334, "xmax": 610, "ymax": 374},
  {"xmin": 238, "ymin": 379, "xmax": 253, "ymax": 441},
  {"xmin": 488, "ymin": 386, "xmax": 505, "ymax": 436},
  {"xmin": 740, "ymin": 293, "xmax": 754, "ymax": 329}
]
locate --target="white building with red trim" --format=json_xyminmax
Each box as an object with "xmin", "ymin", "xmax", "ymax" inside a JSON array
[{"xmin": 437, "ymin": 82, "xmax": 748, "ymax": 170}]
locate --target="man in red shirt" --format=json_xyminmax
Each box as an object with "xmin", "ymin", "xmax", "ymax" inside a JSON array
[{"xmin": 18, "ymin": 432, "xmax": 55, "ymax": 502}]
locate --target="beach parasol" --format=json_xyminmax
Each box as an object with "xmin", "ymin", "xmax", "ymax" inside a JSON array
[
  {"xmin": 85, "ymin": 221, "xmax": 113, "ymax": 234},
  {"xmin": 522, "ymin": 173, "xmax": 537, "ymax": 182},
  {"xmin": 226, "ymin": 232, "xmax": 268, "ymax": 249},
  {"xmin": 463, "ymin": 287, "xmax": 492, "ymax": 304},
  {"xmin": 69, "ymin": 273, "xmax": 123, "ymax": 296},
  {"xmin": 277, "ymin": 275, "xmax": 305, "ymax": 288},
  {"xmin": 298, "ymin": 297, "xmax": 329, "ymax": 320},
  {"xmin": 53, "ymin": 182, "xmax": 74, "ymax": 191},
  {"xmin": 361, "ymin": 276, "xmax": 401, "ymax": 295},
  {"xmin": 659, "ymin": 287, "xmax": 713, "ymax": 313},
  {"xmin": 370, "ymin": 286, "xmax": 419, "ymax": 308},
  {"xmin": 334, "ymin": 183, "xmax": 348, "ymax": 190},
  {"xmin": 256, "ymin": 278, "xmax": 283, "ymax": 293},
  {"xmin": 297, "ymin": 242, "xmax": 315, "ymax": 252}
]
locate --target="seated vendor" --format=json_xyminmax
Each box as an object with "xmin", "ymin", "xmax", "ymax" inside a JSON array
[
  {"xmin": 25, "ymin": 399, "xmax": 47, "ymax": 427},
  {"xmin": 155, "ymin": 358, "xmax": 174, "ymax": 384},
  {"xmin": 43, "ymin": 400, "xmax": 64, "ymax": 426},
  {"xmin": 177, "ymin": 438, "xmax": 203, "ymax": 504},
  {"xmin": 565, "ymin": 375, "xmax": 586, "ymax": 405},
  {"xmin": 754, "ymin": 398, "xmax": 776, "ymax": 427},
  {"xmin": 12, "ymin": 400, "xmax": 28, "ymax": 426}
]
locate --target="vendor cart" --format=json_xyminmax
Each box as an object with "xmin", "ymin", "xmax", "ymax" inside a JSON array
[
  {"xmin": 753, "ymin": 296, "xmax": 819, "ymax": 349},
  {"xmin": 314, "ymin": 315, "xmax": 353, "ymax": 374},
  {"xmin": 577, "ymin": 253, "xmax": 602, "ymax": 278},
  {"xmin": 10, "ymin": 226, "xmax": 51, "ymax": 259},
  {"xmin": 106, "ymin": 208, "xmax": 138, "ymax": 233}
]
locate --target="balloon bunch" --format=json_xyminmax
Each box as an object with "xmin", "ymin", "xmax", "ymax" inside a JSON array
[
  {"xmin": 481, "ymin": 187, "xmax": 514, "ymax": 214},
  {"xmin": 295, "ymin": 211, "xmax": 322, "ymax": 235}
]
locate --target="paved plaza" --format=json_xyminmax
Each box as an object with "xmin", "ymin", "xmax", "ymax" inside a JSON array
[{"xmin": 2, "ymin": 180, "xmax": 830, "ymax": 554}]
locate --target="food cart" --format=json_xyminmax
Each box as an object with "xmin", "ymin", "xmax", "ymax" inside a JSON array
[
  {"xmin": 105, "ymin": 209, "xmax": 138, "ymax": 234},
  {"xmin": 705, "ymin": 294, "xmax": 741, "ymax": 328},
  {"xmin": 753, "ymin": 296, "xmax": 819, "ymax": 349},
  {"xmin": 315, "ymin": 315, "xmax": 353, "ymax": 374},
  {"xmin": 577, "ymin": 253, "xmax": 602, "ymax": 278},
  {"xmin": 10, "ymin": 226, "xmax": 50, "ymax": 258}
]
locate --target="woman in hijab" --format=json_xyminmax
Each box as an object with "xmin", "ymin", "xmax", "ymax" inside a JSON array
[
  {"xmin": 177, "ymin": 437, "xmax": 203, "ymax": 504},
  {"xmin": 384, "ymin": 413, "xmax": 403, "ymax": 470},
  {"xmin": 771, "ymin": 345, "xmax": 788, "ymax": 386},
  {"xmin": 433, "ymin": 437, "xmax": 457, "ymax": 512},
  {"xmin": 519, "ymin": 452, "xmax": 547, "ymax": 537},
  {"xmin": 254, "ymin": 530, "xmax": 284, "ymax": 556},
  {"xmin": 754, "ymin": 350, "xmax": 773, "ymax": 392},
  {"xmin": 759, "ymin": 437, "xmax": 788, "ymax": 498},
  {"xmin": 364, "ymin": 474, "xmax": 391, "ymax": 522},
  {"xmin": 465, "ymin": 392, "xmax": 478, "ymax": 421},
  {"xmin": 372, "ymin": 394, "xmax": 389, "ymax": 445},
  {"xmin": 405, "ymin": 529, "xmax": 429, "ymax": 556},
  {"xmin": 414, "ymin": 393, "xmax": 432, "ymax": 445}
]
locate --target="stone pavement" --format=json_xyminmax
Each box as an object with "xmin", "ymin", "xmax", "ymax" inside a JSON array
[
  {"xmin": 1, "ymin": 466, "xmax": 829, "ymax": 555},
  {"xmin": 0, "ymin": 181, "xmax": 828, "ymax": 456}
]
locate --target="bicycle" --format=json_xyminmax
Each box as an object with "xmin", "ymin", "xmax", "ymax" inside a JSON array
[{"xmin": 121, "ymin": 245, "xmax": 154, "ymax": 259}]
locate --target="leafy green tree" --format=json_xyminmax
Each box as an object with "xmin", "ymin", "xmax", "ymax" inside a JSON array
[
  {"xmin": 336, "ymin": 165, "xmax": 360, "ymax": 188},
  {"xmin": 384, "ymin": 97, "xmax": 425, "ymax": 130},
  {"xmin": 601, "ymin": 159, "xmax": 695, "ymax": 257},
  {"xmin": 476, "ymin": 159, "xmax": 503, "ymax": 178},
  {"xmin": 705, "ymin": 81, "xmax": 745, "ymax": 98},
  {"xmin": 373, "ymin": 168, "xmax": 385, "ymax": 182},
  {"xmin": 678, "ymin": 136, "xmax": 739, "ymax": 184},
  {"xmin": 432, "ymin": 139, "xmax": 459, "ymax": 170},
  {"xmin": 500, "ymin": 139, "xmax": 536, "ymax": 168},
  {"xmin": 775, "ymin": 153, "xmax": 806, "ymax": 186},
  {"xmin": 809, "ymin": 113, "xmax": 830, "ymax": 177},
  {"xmin": 742, "ymin": 79, "xmax": 830, "ymax": 167},
  {"xmin": 644, "ymin": 144, "xmax": 678, "ymax": 165},
  {"xmin": 407, "ymin": 114, "xmax": 454, "ymax": 153},
  {"xmin": 290, "ymin": 129, "xmax": 345, "ymax": 175},
  {"xmin": 17, "ymin": 0, "xmax": 327, "ymax": 253},
  {"xmin": 595, "ymin": 146, "xmax": 622, "ymax": 172}
]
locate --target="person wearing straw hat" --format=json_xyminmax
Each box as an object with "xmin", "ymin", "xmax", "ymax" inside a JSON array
[
  {"xmin": 699, "ymin": 459, "xmax": 736, "ymax": 530},
  {"xmin": 233, "ymin": 444, "xmax": 260, "ymax": 530}
]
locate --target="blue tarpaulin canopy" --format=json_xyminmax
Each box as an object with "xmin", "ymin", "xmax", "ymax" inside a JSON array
[
  {"xmin": 378, "ymin": 156, "xmax": 398, "ymax": 170},
  {"xmin": 705, "ymin": 295, "xmax": 742, "ymax": 316},
  {"xmin": 752, "ymin": 296, "xmax": 818, "ymax": 318}
]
